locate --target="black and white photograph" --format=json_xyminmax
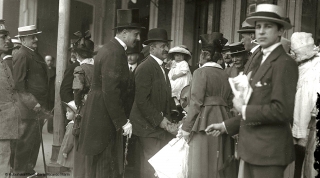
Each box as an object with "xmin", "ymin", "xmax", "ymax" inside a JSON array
[{"xmin": 0, "ymin": 0, "xmax": 319, "ymax": 178}]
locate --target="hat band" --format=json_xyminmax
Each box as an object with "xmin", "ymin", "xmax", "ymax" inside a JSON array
[
  {"xmin": 250, "ymin": 11, "xmax": 283, "ymax": 20},
  {"xmin": 18, "ymin": 29, "xmax": 38, "ymax": 36}
]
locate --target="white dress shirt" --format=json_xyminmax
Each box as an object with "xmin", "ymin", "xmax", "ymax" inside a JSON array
[
  {"xmin": 150, "ymin": 54, "xmax": 166, "ymax": 81},
  {"xmin": 128, "ymin": 63, "xmax": 137, "ymax": 71}
]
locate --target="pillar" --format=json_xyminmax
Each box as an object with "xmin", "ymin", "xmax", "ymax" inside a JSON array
[
  {"xmin": 149, "ymin": 0, "xmax": 158, "ymax": 29},
  {"xmin": 121, "ymin": 0, "xmax": 129, "ymax": 9},
  {"xmin": 47, "ymin": 0, "xmax": 70, "ymax": 173},
  {"xmin": 0, "ymin": 0, "xmax": 4, "ymax": 19},
  {"xmin": 19, "ymin": 0, "xmax": 38, "ymax": 26},
  {"xmin": 171, "ymin": 0, "xmax": 185, "ymax": 47}
]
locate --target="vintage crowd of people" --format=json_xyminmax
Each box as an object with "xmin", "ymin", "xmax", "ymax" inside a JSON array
[{"xmin": 0, "ymin": 3, "xmax": 319, "ymax": 178}]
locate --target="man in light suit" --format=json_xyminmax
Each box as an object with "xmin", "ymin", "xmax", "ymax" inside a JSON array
[
  {"xmin": 79, "ymin": 9, "xmax": 143, "ymax": 178},
  {"xmin": 130, "ymin": 28, "xmax": 175, "ymax": 178},
  {"xmin": 206, "ymin": 4, "xmax": 298, "ymax": 178}
]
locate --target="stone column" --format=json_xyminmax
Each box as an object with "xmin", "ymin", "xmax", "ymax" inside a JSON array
[
  {"xmin": 171, "ymin": 0, "xmax": 185, "ymax": 47},
  {"xmin": 149, "ymin": 0, "xmax": 158, "ymax": 29},
  {"xmin": 0, "ymin": 0, "xmax": 4, "ymax": 19},
  {"xmin": 19, "ymin": 0, "xmax": 38, "ymax": 26},
  {"xmin": 47, "ymin": 0, "xmax": 70, "ymax": 173}
]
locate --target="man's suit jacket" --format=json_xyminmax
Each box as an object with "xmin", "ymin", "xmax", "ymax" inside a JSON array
[
  {"xmin": 60, "ymin": 61, "xmax": 80, "ymax": 103},
  {"xmin": 79, "ymin": 38, "xmax": 129, "ymax": 155},
  {"xmin": 13, "ymin": 46, "xmax": 48, "ymax": 109},
  {"xmin": 124, "ymin": 66, "xmax": 137, "ymax": 116},
  {"xmin": 224, "ymin": 45, "xmax": 298, "ymax": 166},
  {"xmin": 130, "ymin": 55, "xmax": 173, "ymax": 139},
  {"xmin": 243, "ymin": 46, "xmax": 260, "ymax": 75}
]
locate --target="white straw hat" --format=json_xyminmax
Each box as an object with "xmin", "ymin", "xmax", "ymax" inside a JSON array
[
  {"xmin": 168, "ymin": 46, "xmax": 192, "ymax": 60},
  {"xmin": 15, "ymin": 25, "xmax": 42, "ymax": 37}
]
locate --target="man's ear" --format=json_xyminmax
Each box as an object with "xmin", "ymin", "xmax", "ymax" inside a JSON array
[
  {"xmin": 278, "ymin": 27, "xmax": 284, "ymax": 37},
  {"xmin": 250, "ymin": 33, "xmax": 255, "ymax": 40}
]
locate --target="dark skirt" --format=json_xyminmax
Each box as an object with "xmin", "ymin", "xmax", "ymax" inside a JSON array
[{"xmin": 74, "ymin": 137, "xmax": 93, "ymax": 178}]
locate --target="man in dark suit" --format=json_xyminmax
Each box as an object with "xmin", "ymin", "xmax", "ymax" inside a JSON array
[
  {"xmin": 205, "ymin": 4, "xmax": 298, "ymax": 178},
  {"xmin": 79, "ymin": 9, "xmax": 143, "ymax": 178},
  {"xmin": 12, "ymin": 25, "xmax": 48, "ymax": 175},
  {"xmin": 130, "ymin": 28, "xmax": 175, "ymax": 178}
]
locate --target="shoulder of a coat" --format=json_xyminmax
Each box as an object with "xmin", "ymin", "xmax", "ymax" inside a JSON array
[{"xmin": 74, "ymin": 66, "xmax": 84, "ymax": 74}]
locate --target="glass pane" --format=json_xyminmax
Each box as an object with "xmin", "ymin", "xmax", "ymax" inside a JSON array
[{"xmin": 246, "ymin": 0, "xmax": 277, "ymax": 16}]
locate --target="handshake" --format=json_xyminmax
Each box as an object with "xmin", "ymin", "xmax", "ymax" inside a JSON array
[{"xmin": 204, "ymin": 123, "xmax": 227, "ymax": 137}]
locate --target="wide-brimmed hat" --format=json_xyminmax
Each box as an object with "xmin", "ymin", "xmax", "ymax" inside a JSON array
[
  {"xmin": 15, "ymin": 25, "xmax": 42, "ymax": 37},
  {"xmin": 114, "ymin": 9, "xmax": 145, "ymax": 29},
  {"xmin": 199, "ymin": 32, "xmax": 228, "ymax": 53},
  {"xmin": 237, "ymin": 21, "xmax": 255, "ymax": 33},
  {"xmin": 0, "ymin": 19, "xmax": 9, "ymax": 35},
  {"xmin": 227, "ymin": 42, "xmax": 246, "ymax": 55},
  {"xmin": 62, "ymin": 101, "xmax": 77, "ymax": 113},
  {"xmin": 143, "ymin": 28, "xmax": 172, "ymax": 45},
  {"xmin": 290, "ymin": 32, "xmax": 318, "ymax": 62},
  {"xmin": 246, "ymin": 4, "xmax": 292, "ymax": 30},
  {"xmin": 168, "ymin": 45, "xmax": 192, "ymax": 60}
]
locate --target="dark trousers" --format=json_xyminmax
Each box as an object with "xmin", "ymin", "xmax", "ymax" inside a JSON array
[
  {"xmin": 138, "ymin": 132, "xmax": 173, "ymax": 178},
  {"xmin": 241, "ymin": 161, "xmax": 287, "ymax": 178},
  {"xmin": 11, "ymin": 119, "xmax": 43, "ymax": 174}
]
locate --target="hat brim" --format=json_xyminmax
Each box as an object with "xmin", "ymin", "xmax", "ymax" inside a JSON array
[
  {"xmin": 237, "ymin": 29, "xmax": 255, "ymax": 33},
  {"xmin": 62, "ymin": 102, "xmax": 77, "ymax": 113},
  {"xmin": 15, "ymin": 31, "xmax": 42, "ymax": 38},
  {"xmin": 226, "ymin": 49, "xmax": 247, "ymax": 55},
  {"xmin": 246, "ymin": 16, "xmax": 292, "ymax": 30},
  {"xmin": 143, "ymin": 39, "xmax": 172, "ymax": 45}
]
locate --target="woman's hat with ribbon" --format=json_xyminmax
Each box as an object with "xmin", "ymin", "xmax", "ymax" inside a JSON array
[
  {"xmin": 15, "ymin": 25, "xmax": 42, "ymax": 37},
  {"xmin": 168, "ymin": 45, "xmax": 192, "ymax": 61},
  {"xmin": 199, "ymin": 32, "xmax": 228, "ymax": 54},
  {"xmin": 73, "ymin": 30, "xmax": 94, "ymax": 53},
  {"xmin": 246, "ymin": 4, "xmax": 292, "ymax": 30},
  {"xmin": 114, "ymin": 9, "xmax": 145, "ymax": 29},
  {"xmin": 227, "ymin": 42, "xmax": 246, "ymax": 55}
]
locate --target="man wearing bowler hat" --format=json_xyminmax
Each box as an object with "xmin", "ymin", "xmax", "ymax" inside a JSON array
[
  {"xmin": 11, "ymin": 24, "xmax": 48, "ymax": 175},
  {"xmin": 129, "ymin": 28, "xmax": 176, "ymax": 178},
  {"xmin": 206, "ymin": 4, "xmax": 298, "ymax": 178},
  {"xmin": 225, "ymin": 42, "xmax": 248, "ymax": 78},
  {"xmin": 78, "ymin": 9, "xmax": 143, "ymax": 178}
]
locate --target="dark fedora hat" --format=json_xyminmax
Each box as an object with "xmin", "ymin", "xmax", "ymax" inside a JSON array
[
  {"xmin": 114, "ymin": 9, "xmax": 145, "ymax": 29},
  {"xmin": 226, "ymin": 42, "xmax": 246, "ymax": 55},
  {"xmin": 199, "ymin": 32, "xmax": 228, "ymax": 53},
  {"xmin": 143, "ymin": 28, "xmax": 172, "ymax": 45}
]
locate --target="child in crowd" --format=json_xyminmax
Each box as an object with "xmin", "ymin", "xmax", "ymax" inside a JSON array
[
  {"xmin": 57, "ymin": 101, "xmax": 76, "ymax": 174},
  {"xmin": 168, "ymin": 45, "xmax": 192, "ymax": 107}
]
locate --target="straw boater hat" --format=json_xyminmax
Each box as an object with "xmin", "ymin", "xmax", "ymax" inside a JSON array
[
  {"xmin": 237, "ymin": 21, "xmax": 255, "ymax": 33},
  {"xmin": 15, "ymin": 25, "xmax": 42, "ymax": 37},
  {"xmin": 0, "ymin": 19, "xmax": 9, "ymax": 35},
  {"xmin": 143, "ymin": 28, "xmax": 172, "ymax": 45},
  {"xmin": 168, "ymin": 45, "xmax": 192, "ymax": 60},
  {"xmin": 114, "ymin": 9, "xmax": 145, "ymax": 29},
  {"xmin": 62, "ymin": 101, "xmax": 77, "ymax": 113},
  {"xmin": 227, "ymin": 42, "xmax": 246, "ymax": 55},
  {"xmin": 246, "ymin": 4, "xmax": 292, "ymax": 30}
]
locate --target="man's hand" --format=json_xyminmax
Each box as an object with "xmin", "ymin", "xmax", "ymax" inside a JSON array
[
  {"xmin": 233, "ymin": 97, "xmax": 244, "ymax": 113},
  {"xmin": 160, "ymin": 117, "xmax": 172, "ymax": 129},
  {"xmin": 171, "ymin": 74, "xmax": 178, "ymax": 81},
  {"xmin": 33, "ymin": 103, "xmax": 41, "ymax": 112},
  {"xmin": 122, "ymin": 120, "xmax": 132, "ymax": 138},
  {"xmin": 205, "ymin": 123, "xmax": 226, "ymax": 137},
  {"xmin": 63, "ymin": 153, "xmax": 67, "ymax": 158}
]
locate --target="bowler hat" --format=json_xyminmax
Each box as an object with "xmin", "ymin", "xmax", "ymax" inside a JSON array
[
  {"xmin": 114, "ymin": 9, "xmax": 144, "ymax": 29},
  {"xmin": 226, "ymin": 42, "xmax": 246, "ymax": 55},
  {"xmin": 246, "ymin": 4, "xmax": 292, "ymax": 30},
  {"xmin": 199, "ymin": 32, "xmax": 228, "ymax": 53},
  {"xmin": 143, "ymin": 28, "xmax": 172, "ymax": 45},
  {"xmin": 237, "ymin": 21, "xmax": 255, "ymax": 33},
  {"xmin": 15, "ymin": 25, "xmax": 42, "ymax": 37},
  {"xmin": 0, "ymin": 19, "xmax": 9, "ymax": 35}
]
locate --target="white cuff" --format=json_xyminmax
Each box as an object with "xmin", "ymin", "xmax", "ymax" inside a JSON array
[
  {"xmin": 222, "ymin": 122, "xmax": 228, "ymax": 134},
  {"xmin": 242, "ymin": 105, "xmax": 247, "ymax": 120}
]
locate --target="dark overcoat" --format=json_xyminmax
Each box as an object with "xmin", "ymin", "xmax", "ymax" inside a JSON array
[
  {"xmin": 224, "ymin": 45, "xmax": 298, "ymax": 166},
  {"xmin": 60, "ymin": 61, "xmax": 80, "ymax": 103},
  {"xmin": 129, "ymin": 55, "xmax": 173, "ymax": 139},
  {"xmin": 79, "ymin": 38, "xmax": 129, "ymax": 155},
  {"xmin": 13, "ymin": 46, "xmax": 48, "ymax": 109}
]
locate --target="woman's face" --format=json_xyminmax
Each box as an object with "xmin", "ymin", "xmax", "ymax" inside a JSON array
[{"xmin": 174, "ymin": 53, "xmax": 184, "ymax": 62}]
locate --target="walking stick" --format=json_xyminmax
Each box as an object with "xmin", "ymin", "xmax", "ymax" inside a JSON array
[
  {"xmin": 216, "ymin": 135, "xmax": 221, "ymax": 178},
  {"xmin": 122, "ymin": 135, "xmax": 130, "ymax": 178}
]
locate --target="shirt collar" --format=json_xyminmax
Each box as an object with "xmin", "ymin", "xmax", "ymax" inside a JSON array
[
  {"xmin": 2, "ymin": 55, "xmax": 12, "ymax": 60},
  {"xmin": 251, "ymin": 45, "xmax": 260, "ymax": 53},
  {"xmin": 77, "ymin": 58, "xmax": 94, "ymax": 65},
  {"xmin": 225, "ymin": 62, "xmax": 233, "ymax": 67},
  {"xmin": 115, "ymin": 37, "xmax": 127, "ymax": 51},
  {"xmin": 201, "ymin": 62, "xmax": 223, "ymax": 69},
  {"xmin": 262, "ymin": 42, "xmax": 281, "ymax": 56},
  {"xmin": 22, "ymin": 45, "xmax": 35, "ymax": 51},
  {"xmin": 150, "ymin": 54, "xmax": 163, "ymax": 66},
  {"xmin": 128, "ymin": 63, "xmax": 137, "ymax": 70}
]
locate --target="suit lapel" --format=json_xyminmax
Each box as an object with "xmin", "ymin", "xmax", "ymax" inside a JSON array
[
  {"xmin": 251, "ymin": 45, "xmax": 284, "ymax": 86},
  {"xmin": 244, "ymin": 47, "xmax": 261, "ymax": 74}
]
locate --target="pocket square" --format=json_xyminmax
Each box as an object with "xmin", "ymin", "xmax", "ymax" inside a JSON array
[{"xmin": 255, "ymin": 81, "xmax": 263, "ymax": 87}]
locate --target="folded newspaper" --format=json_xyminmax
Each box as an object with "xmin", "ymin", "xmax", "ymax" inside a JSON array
[{"xmin": 228, "ymin": 72, "xmax": 253, "ymax": 105}]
